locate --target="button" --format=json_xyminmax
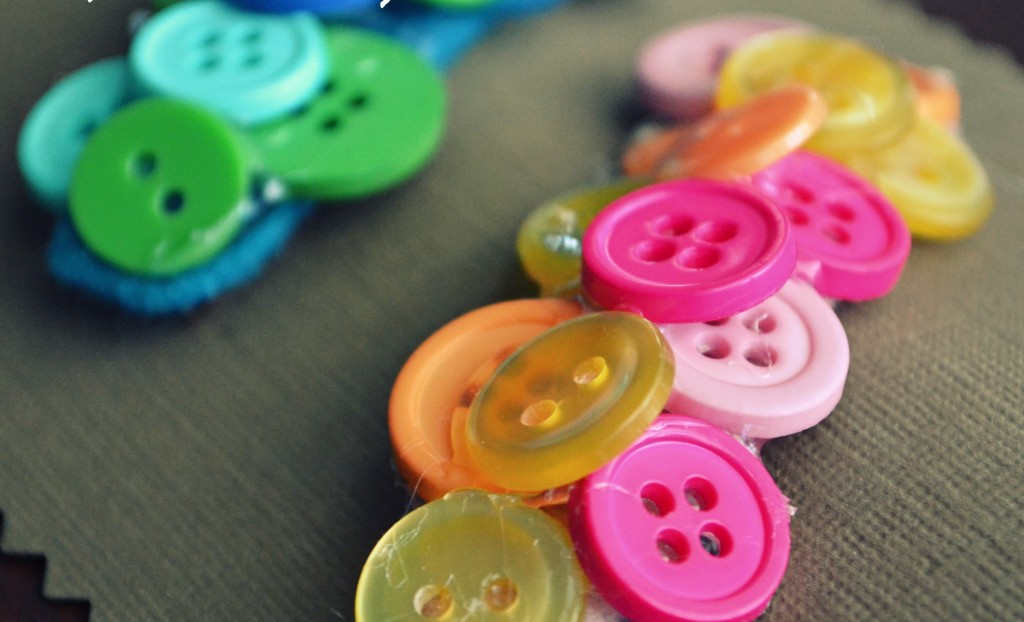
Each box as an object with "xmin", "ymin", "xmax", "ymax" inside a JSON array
[
  {"xmin": 355, "ymin": 490, "xmax": 586, "ymax": 621},
  {"xmin": 466, "ymin": 311, "xmax": 675, "ymax": 492},
  {"xmin": 751, "ymin": 150, "xmax": 911, "ymax": 301},
  {"xmin": 227, "ymin": 0, "xmax": 377, "ymax": 14},
  {"xmin": 516, "ymin": 178, "xmax": 648, "ymax": 296},
  {"xmin": 245, "ymin": 26, "xmax": 446, "ymax": 199},
  {"xmin": 18, "ymin": 57, "xmax": 134, "ymax": 211},
  {"xmin": 837, "ymin": 116, "xmax": 993, "ymax": 240},
  {"xmin": 636, "ymin": 15, "xmax": 812, "ymax": 120},
  {"xmin": 582, "ymin": 179, "xmax": 796, "ymax": 323},
  {"xmin": 717, "ymin": 32, "xmax": 915, "ymax": 156},
  {"xmin": 660, "ymin": 278, "xmax": 849, "ymax": 439},
  {"xmin": 904, "ymin": 62, "xmax": 960, "ymax": 130},
  {"xmin": 568, "ymin": 414, "xmax": 791, "ymax": 622},
  {"xmin": 69, "ymin": 98, "xmax": 251, "ymax": 277},
  {"xmin": 623, "ymin": 85, "xmax": 826, "ymax": 181},
  {"xmin": 130, "ymin": 0, "xmax": 328, "ymax": 125},
  {"xmin": 390, "ymin": 299, "xmax": 582, "ymax": 503}
]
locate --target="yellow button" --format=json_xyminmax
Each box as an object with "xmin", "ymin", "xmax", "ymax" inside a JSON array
[
  {"xmin": 355, "ymin": 490, "xmax": 586, "ymax": 622},
  {"xmin": 516, "ymin": 179, "xmax": 648, "ymax": 296},
  {"xmin": 834, "ymin": 116, "xmax": 993, "ymax": 240},
  {"xmin": 466, "ymin": 312, "xmax": 675, "ymax": 492},
  {"xmin": 717, "ymin": 32, "xmax": 915, "ymax": 156}
]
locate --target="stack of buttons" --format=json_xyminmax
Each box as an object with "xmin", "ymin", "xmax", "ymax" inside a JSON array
[
  {"xmin": 18, "ymin": 0, "xmax": 565, "ymax": 315},
  {"xmin": 358, "ymin": 13, "xmax": 994, "ymax": 622}
]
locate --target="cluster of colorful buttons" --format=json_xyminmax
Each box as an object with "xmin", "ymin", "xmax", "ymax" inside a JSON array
[
  {"xmin": 357, "ymin": 13, "xmax": 994, "ymax": 622},
  {"xmin": 19, "ymin": 0, "xmax": 566, "ymax": 314}
]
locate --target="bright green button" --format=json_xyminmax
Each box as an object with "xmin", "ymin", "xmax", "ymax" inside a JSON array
[
  {"xmin": 69, "ymin": 98, "xmax": 251, "ymax": 276},
  {"xmin": 516, "ymin": 178, "xmax": 649, "ymax": 296},
  {"xmin": 356, "ymin": 490, "xmax": 586, "ymax": 621},
  {"xmin": 246, "ymin": 26, "xmax": 447, "ymax": 200}
]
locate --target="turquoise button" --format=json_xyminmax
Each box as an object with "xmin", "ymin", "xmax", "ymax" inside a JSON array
[
  {"xmin": 17, "ymin": 57, "xmax": 134, "ymax": 211},
  {"xmin": 130, "ymin": 0, "xmax": 328, "ymax": 125}
]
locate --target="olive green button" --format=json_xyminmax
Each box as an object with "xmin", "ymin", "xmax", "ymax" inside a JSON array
[
  {"xmin": 246, "ymin": 26, "xmax": 447, "ymax": 200},
  {"xmin": 69, "ymin": 98, "xmax": 251, "ymax": 276}
]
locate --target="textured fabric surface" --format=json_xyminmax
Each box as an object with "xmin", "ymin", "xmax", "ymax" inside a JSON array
[{"xmin": 1, "ymin": 0, "xmax": 1022, "ymax": 620}]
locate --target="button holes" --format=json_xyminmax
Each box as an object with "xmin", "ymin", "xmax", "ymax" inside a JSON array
[
  {"xmin": 704, "ymin": 318, "xmax": 729, "ymax": 326},
  {"xmin": 541, "ymin": 232, "xmax": 581, "ymax": 257},
  {"xmin": 651, "ymin": 214, "xmax": 694, "ymax": 237},
  {"xmin": 822, "ymin": 223, "xmax": 851, "ymax": 244},
  {"xmin": 200, "ymin": 32, "xmax": 221, "ymax": 47},
  {"xmin": 656, "ymin": 530, "xmax": 689, "ymax": 564},
  {"xmin": 162, "ymin": 190, "xmax": 185, "ymax": 215},
  {"xmin": 520, "ymin": 400, "xmax": 558, "ymax": 427},
  {"xmin": 743, "ymin": 343, "xmax": 777, "ymax": 368},
  {"xmin": 677, "ymin": 246, "xmax": 720, "ymax": 270},
  {"xmin": 785, "ymin": 183, "xmax": 814, "ymax": 204},
  {"xmin": 413, "ymin": 585, "xmax": 452, "ymax": 619},
  {"xmin": 787, "ymin": 207, "xmax": 810, "ymax": 226},
  {"xmin": 683, "ymin": 477, "xmax": 717, "ymax": 511},
  {"xmin": 640, "ymin": 483, "xmax": 675, "ymax": 517},
  {"xmin": 699, "ymin": 524, "xmax": 733, "ymax": 557},
  {"xmin": 633, "ymin": 239, "xmax": 676, "ymax": 263},
  {"xmin": 696, "ymin": 335, "xmax": 731, "ymax": 360},
  {"xmin": 572, "ymin": 356, "xmax": 608, "ymax": 387},
  {"xmin": 198, "ymin": 56, "xmax": 220, "ymax": 72},
  {"xmin": 242, "ymin": 53, "xmax": 263, "ymax": 69},
  {"xmin": 742, "ymin": 311, "xmax": 776, "ymax": 334},
  {"xmin": 482, "ymin": 578, "xmax": 518, "ymax": 612},
  {"xmin": 321, "ymin": 79, "xmax": 336, "ymax": 95},
  {"xmin": 131, "ymin": 152, "xmax": 157, "ymax": 178},
  {"xmin": 79, "ymin": 119, "xmax": 98, "ymax": 138},
  {"xmin": 826, "ymin": 201, "xmax": 856, "ymax": 222},
  {"xmin": 242, "ymin": 29, "xmax": 263, "ymax": 45},
  {"xmin": 694, "ymin": 220, "xmax": 738, "ymax": 244},
  {"xmin": 348, "ymin": 93, "xmax": 369, "ymax": 109},
  {"xmin": 321, "ymin": 116, "xmax": 342, "ymax": 132}
]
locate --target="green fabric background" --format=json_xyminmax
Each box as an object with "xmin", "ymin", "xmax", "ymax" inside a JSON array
[{"xmin": 1, "ymin": 0, "xmax": 1022, "ymax": 619}]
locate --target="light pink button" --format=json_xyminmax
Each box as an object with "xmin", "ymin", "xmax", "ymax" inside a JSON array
[
  {"xmin": 636, "ymin": 14, "xmax": 812, "ymax": 120},
  {"xmin": 568, "ymin": 413, "xmax": 791, "ymax": 622},
  {"xmin": 751, "ymin": 150, "xmax": 911, "ymax": 301},
  {"xmin": 581, "ymin": 179, "xmax": 796, "ymax": 323},
  {"xmin": 660, "ymin": 278, "xmax": 849, "ymax": 439}
]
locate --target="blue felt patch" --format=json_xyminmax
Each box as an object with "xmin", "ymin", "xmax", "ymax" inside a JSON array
[{"xmin": 48, "ymin": 200, "xmax": 315, "ymax": 316}]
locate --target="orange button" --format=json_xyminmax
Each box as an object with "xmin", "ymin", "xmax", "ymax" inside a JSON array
[
  {"xmin": 904, "ymin": 62, "xmax": 960, "ymax": 130},
  {"xmin": 622, "ymin": 85, "xmax": 826, "ymax": 181},
  {"xmin": 389, "ymin": 299, "xmax": 582, "ymax": 503}
]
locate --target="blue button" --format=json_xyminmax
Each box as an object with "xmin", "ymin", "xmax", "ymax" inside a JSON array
[
  {"xmin": 130, "ymin": 0, "xmax": 329, "ymax": 125},
  {"xmin": 18, "ymin": 57, "xmax": 134, "ymax": 211},
  {"xmin": 226, "ymin": 0, "xmax": 377, "ymax": 15}
]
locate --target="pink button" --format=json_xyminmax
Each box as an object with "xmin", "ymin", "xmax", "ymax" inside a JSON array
[
  {"xmin": 569, "ymin": 413, "xmax": 791, "ymax": 622},
  {"xmin": 581, "ymin": 179, "xmax": 796, "ymax": 323},
  {"xmin": 660, "ymin": 278, "xmax": 849, "ymax": 439},
  {"xmin": 636, "ymin": 15, "xmax": 812, "ymax": 120},
  {"xmin": 751, "ymin": 151, "xmax": 911, "ymax": 301}
]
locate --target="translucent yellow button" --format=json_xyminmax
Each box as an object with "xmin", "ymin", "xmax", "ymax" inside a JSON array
[
  {"xmin": 717, "ymin": 32, "xmax": 915, "ymax": 156},
  {"xmin": 355, "ymin": 490, "xmax": 586, "ymax": 622},
  {"xmin": 466, "ymin": 312, "xmax": 675, "ymax": 492},
  {"xmin": 835, "ymin": 116, "xmax": 993, "ymax": 240},
  {"xmin": 516, "ymin": 179, "xmax": 648, "ymax": 297}
]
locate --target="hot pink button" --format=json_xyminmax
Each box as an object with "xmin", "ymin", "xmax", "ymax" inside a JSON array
[
  {"xmin": 581, "ymin": 179, "xmax": 796, "ymax": 323},
  {"xmin": 751, "ymin": 151, "xmax": 911, "ymax": 301},
  {"xmin": 660, "ymin": 278, "xmax": 849, "ymax": 439},
  {"xmin": 636, "ymin": 15, "xmax": 812, "ymax": 120},
  {"xmin": 568, "ymin": 413, "xmax": 791, "ymax": 622}
]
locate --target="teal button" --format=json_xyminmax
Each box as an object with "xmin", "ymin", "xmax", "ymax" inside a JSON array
[
  {"xmin": 130, "ymin": 0, "xmax": 328, "ymax": 125},
  {"xmin": 70, "ymin": 99, "xmax": 251, "ymax": 277},
  {"xmin": 18, "ymin": 57, "xmax": 134, "ymax": 211},
  {"xmin": 246, "ymin": 26, "xmax": 447, "ymax": 200}
]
